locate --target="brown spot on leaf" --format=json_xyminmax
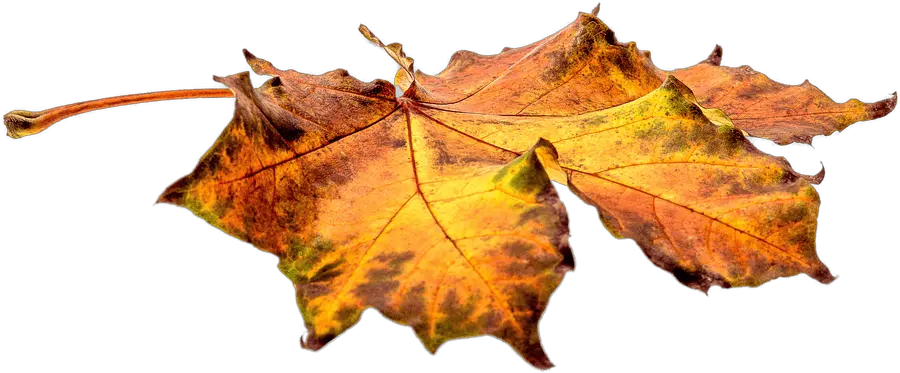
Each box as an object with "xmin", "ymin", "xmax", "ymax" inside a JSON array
[
  {"xmin": 742, "ymin": 172, "xmax": 767, "ymax": 193},
  {"xmin": 634, "ymin": 118, "xmax": 667, "ymax": 140},
  {"xmin": 307, "ymin": 259, "xmax": 345, "ymax": 283},
  {"xmin": 209, "ymin": 198, "xmax": 233, "ymax": 219},
  {"xmin": 353, "ymin": 251, "xmax": 414, "ymax": 308},
  {"xmin": 335, "ymin": 305, "xmax": 361, "ymax": 330},
  {"xmin": 778, "ymin": 202, "xmax": 809, "ymax": 224},
  {"xmin": 429, "ymin": 139, "xmax": 455, "ymax": 165},
  {"xmin": 272, "ymin": 120, "xmax": 306, "ymax": 142},
  {"xmin": 669, "ymin": 264, "xmax": 731, "ymax": 292},
  {"xmin": 222, "ymin": 135, "xmax": 241, "ymax": 159},
  {"xmin": 683, "ymin": 102, "xmax": 707, "ymax": 120},
  {"xmin": 241, "ymin": 209, "xmax": 260, "ymax": 244},
  {"xmin": 389, "ymin": 138, "xmax": 407, "ymax": 148},
  {"xmin": 510, "ymin": 285, "xmax": 544, "ymax": 326},
  {"xmin": 542, "ymin": 51, "xmax": 567, "ymax": 83},
  {"xmin": 727, "ymin": 182, "xmax": 749, "ymax": 196},
  {"xmin": 435, "ymin": 290, "xmax": 477, "ymax": 331},
  {"xmin": 501, "ymin": 240, "xmax": 564, "ymax": 277},
  {"xmin": 725, "ymin": 262, "xmax": 748, "ymax": 279},
  {"xmin": 672, "ymin": 267, "xmax": 705, "ymax": 288},
  {"xmin": 353, "ymin": 280, "xmax": 399, "ymax": 309},
  {"xmin": 399, "ymin": 283, "xmax": 427, "ymax": 323},
  {"xmin": 375, "ymin": 251, "xmax": 416, "ymax": 268},
  {"xmin": 541, "ymin": 16, "xmax": 610, "ymax": 82},
  {"xmin": 687, "ymin": 119, "xmax": 715, "ymax": 143},
  {"xmin": 558, "ymin": 244, "xmax": 575, "ymax": 272},
  {"xmin": 194, "ymin": 152, "xmax": 223, "ymax": 179},
  {"xmin": 661, "ymin": 125, "xmax": 690, "ymax": 154},
  {"xmin": 700, "ymin": 124, "xmax": 744, "ymax": 158},
  {"xmin": 781, "ymin": 171, "xmax": 797, "ymax": 184},
  {"xmin": 298, "ymin": 283, "xmax": 331, "ymax": 300},
  {"xmin": 517, "ymin": 205, "xmax": 550, "ymax": 225},
  {"xmin": 477, "ymin": 309, "xmax": 503, "ymax": 331},
  {"xmin": 698, "ymin": 169, "xmax": 737, "ymax": 197},
  {"xmin": 788, "ymin": 228, "xmax": 813, "ymax": 247},
  {"xmin": 503, "ymin": 241, "xmax": 534, "ymax": 258},
  {"xmin": 327, "ymin": 163, "xmax": 355, "ymax": 186}
]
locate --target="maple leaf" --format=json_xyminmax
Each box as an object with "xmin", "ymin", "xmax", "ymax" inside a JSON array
[
  {"xmin": 396, "ymin": 7, "xmax": 896, "ymax": 145},
  {"xmin": 1, "ymin": 4, "xmax": 896, "ymax": 371},
  {"xmin": 416, "ymin": 76, "xmax": 833, "ymax": 290},
  {"xmin": 153, "ymin": 63, "xmax": 574, "ymax": 368}
]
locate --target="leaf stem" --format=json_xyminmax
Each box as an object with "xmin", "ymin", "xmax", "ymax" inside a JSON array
[{"xmin": 4, "ymin": 88, "xmax": 235, "ymax": 139}]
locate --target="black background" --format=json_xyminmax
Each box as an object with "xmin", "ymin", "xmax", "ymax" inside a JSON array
[{"xmin": 0, "ymin": 0, "xmax": 900, "ymax": 371}]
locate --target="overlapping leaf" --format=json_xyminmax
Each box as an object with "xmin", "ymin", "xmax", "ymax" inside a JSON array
[
  {"xmin": 397, "ymin": 9, "xmax": 895, "ymax": 145},
  {"xmin": 419, "ymin": 77, "xmax": 831, "ymax": 290}
]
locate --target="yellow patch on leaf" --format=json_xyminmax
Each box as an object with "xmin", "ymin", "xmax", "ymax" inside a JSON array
[{"xmin": 420, "ymin": 76, "xmax": 832, "ymax": 291}]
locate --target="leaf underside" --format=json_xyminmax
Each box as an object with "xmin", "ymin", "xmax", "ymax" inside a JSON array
[{"xmin": 155, "ymin": 9, "xmax": 892, "ymax": 369}]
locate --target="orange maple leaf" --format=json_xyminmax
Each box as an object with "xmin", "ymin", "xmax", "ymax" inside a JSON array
[{"xmin": 1, "ymin": 5, "xmax": 895, "ymax": 370}]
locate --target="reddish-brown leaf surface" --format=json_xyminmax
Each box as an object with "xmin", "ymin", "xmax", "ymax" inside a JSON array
[
  {"xmin": 397, "ymin": 8, "xmax": 896, "ymax": 145},
  {"xmin": 669, "ymin": 49, "xmax": 897, "ymax": 144},
  {"xmin": 393, "ymin": 9, "xmax": 666, "ymax": 116}
]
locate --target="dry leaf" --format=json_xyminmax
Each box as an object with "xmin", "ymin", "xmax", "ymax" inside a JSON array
[
  {"xmin": 418, "ymin": 76, "xmax": 832, "ymax": 290},
  {"xmin": 155, "ymin": 66, "xmax": 574, "ymax": 367},
  {"xmin": 400, "ymin": 9, "xmax": 895, "ymax": 145},
  {"xmin": 1, "ymin": 3, "xmax": 896, "ymax": 371}
]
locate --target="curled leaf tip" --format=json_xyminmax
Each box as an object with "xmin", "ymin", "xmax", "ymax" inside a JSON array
[
  {"xmin": 357, "ymin": 24, "xmax": 414, "ymax": 74},
  {"xmin": 533, "ymin": 360, "xmax": 554, "ymax": 370},
  {"xmin": 812, "ymin": 266, "xmax": 836, "ymax": 285},
  {"xmin": 242, "ymin": 49, "xmax": 277, "ymax": 76},
  {"xmin": 155, "ymin": 192, "xmax": 180, "ymax": 206},
  {"xmin": 805, "ymin": 164, "xmax": 826, "ymax": 185},
  {"xmin": 156, "ymin": 177, "xmax": 189, "ymax": 205},
  {"xmin": 869, "ymin": 91, "xmax": 898, "ymax": 119},
  {"xmin": 529, "ymin": 138, "xmax": 568, "ymax": 184},
  {"xmin": 703, "ymin": 44, "xmax": 723, "ymax": 66},
  {"xmin": 358, "ymin": 25, "xmax": 421, "ymax": 101},
  {"xmin": 242, "ymin": 48, "xmax": 256, "ymax": 61},
  {"xmin": 358, "ymin": 24, "xmax": 383, "ymax": 46},
  {"xmin": 531, "ymin": 137, "xmax": 558, "ymax": 157},
  {"xmin": 300, "ymin": 334, "xmax": 334, "ymax": 351}
]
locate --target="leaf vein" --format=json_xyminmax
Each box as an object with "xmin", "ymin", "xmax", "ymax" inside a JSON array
[{"xmin": 216, "ymin": 108, "xmax": 400, "ymax": 186}]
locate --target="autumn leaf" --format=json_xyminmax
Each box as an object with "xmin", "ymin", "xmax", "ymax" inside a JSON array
[
  {"xmin": 1, "ymin": 4, "xmax": 895, "ymax": 371},
  {"xmin": 150, "ymin": 61, "xmax": 574, "ymax": 367},
  {"xmin": 417, "ymin": 75, "xmax": 833, "ymax": 290},
  {"xmin": 397, "ymin": 8, "xmax": 896, "ymax": 145}
]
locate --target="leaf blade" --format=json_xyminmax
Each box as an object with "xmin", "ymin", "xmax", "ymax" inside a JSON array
[{"xmin": 420, "ymin": 76, "xmax": 834, "ymax": 290}]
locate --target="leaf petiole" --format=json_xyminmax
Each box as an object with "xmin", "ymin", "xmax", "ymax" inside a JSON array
[{"xmin": 4, "ymin": 88, "xmax": 234, "ymax": 139}]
